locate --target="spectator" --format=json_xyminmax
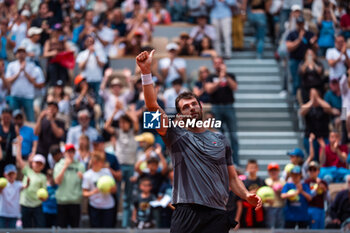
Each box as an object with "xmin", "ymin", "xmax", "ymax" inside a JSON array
[
  {"xmin": 53, "ymin": 144, "xmax": 85, "ymax": 228},
  {"xmin": 246, "ymin": 0, "xmax": 270, "ymax": 59},
  {"xmin": 0, "ymin": 59, "xmax": 9, "ymax": 113},
  {"xmin": 111, "ymin": 9, "xmax": 127, "ymax": 37},
  {"xmin": 46, "ymin": 80, "xmax": 70, "ymax": 120},
  {"xmin": 70, "ymin": 75, "xmax": 96, "ymax": 126},
  {"xmin": 163, "ymin": 78, "xmax": 188, "ymax": 115},
  {"xmin": 75, "ymin": 135, "xmax": 91, "ymax": 169},
  {"xmin": 327, "ymin": 175, "xmax": 350, "ymax": 229},
  {"xmin": 16, "ymin": 138, "xmax": 47, "ymax": 228},
  {"xmin": 205, "ymin": 57, "xmax": 239, "ymax": 165},
  {"xmin": 232, "ymin": 0, "xmax": 246, "ymax": 51},
  {"xmin": 279, "ymin": 0, "xmax": 302, "ymax": 36},
  {"xmin": 324, "ymin": 79, "xmax": 342, "ymax": 131},
  {"xmin": 72, "ymin": 10, "xmax": 95, "ymax": 49},
  {"xmin": 47, "ymin": 145, "xmax": 63, "ymax": 171},
  {"xmin": 206, "ymin": 0, "xmax": 235, "ymax": 59},
  {"xmin": 147, "ymin": 0, "xmax": 171, "ymax": 26},
  {"xmin": 190, "ymin": 15, "xmax": 216, "ymax": 52},
  {"xmin": 20, "ymin": 27, "xmax": 42, "ymax": 64},
  {"xmin": 0, "ymin": 164, "xmax": 28, "ymax": 228},
  {"xmin": 43, "ymin": 23, "xmax": 71, "ymax": 87},
  {"xmin": 94, "ymin": 15, "xmax": 118, "ymax": 59},
  {"xmin": 104, "ymin": 107, "xmax": 139, "ymax": 228},
  {"xmin": 9, "ymin": 9, "xmax": 30, "ymax": 51},
  {"xmin": 13, "ymin": 110, "xmax": 38, "ymax": 160},
  {"xmin": 82, "ymin": 151, "xmax": 117, "ymax": 228},
  {"xmin": 286, "ymin": 16, "xmax": 317, "ymax": 95},
  {"xmin": 124, "ymin": 30, "xmax": 144, "ymax": 56},
  {"xmin": 304, "ymin": 161, "xmax": 328, "ymax": 229},
  {"xmin": 31, "ymin": 2, "xmax": 56, "ymax": 46},
  {"xmin": 131, "ymin": 177, "xmax": 156, "ymax": 229},
  {"xmin": 264, "ymin": 163, "xmax": 285, "ymax": 229},
  {"xmin": 193, "ymin": 66, "xmax": 210, "ymax": 103},
  {"xmin": 42, "ymin": 169, "xmax": 58, "ymax": 228},
  {"xmin": 326, "ymin": 34, "xmax": 350, "ymax": 81},
  {"xmin": 0, "ymin": 109, "xmax": 16, "ymax": 175},
  {"xmin": 5, "ymin": 46, "xmax": 44, "ymax": 122},
  {"xmin": 281, "ymin": 165, "xmax": 312, "ymax": 229},
  {"xmin": 0, "ymin": 19, "xmax": 15, "ymax": 61},
  {"xmin": 339, "ymin": 69, "xmax": 350, "ymax": 139},
  {"xmin": 317, "ymin": 6, "xmax": 337, "ymax": 55},
  {"xmin": 187, "ymin": 0, "xmax": 208, "ymax": 23},
  {"xmin": 124, "ymin": 0, "xmax": 148, "ymax": 17},
  {"xmin": 177, "ymin": 32, "xmax": 196, "ymax": 56},
  {"xmin": 340, "ymin": 5, "xmax": 350, "ymax": 40},
  {"xmin": 198, "ymin": 36, "xmax": 217, "ymax": 57},
  {"xmin": 66, "ymin": 109, "xmax": 98, "ymax": 148},
  {"xmin": 241, "ymin": 160, "xmax": 265, "ymax": 228},
  {"xmin": 159, "ymin": 43, "xmax": 186, "ymax": 88},
  {"xmin": 76, "ymin": 35, "xmax": 107, "ymax": 96},
  {"xmin": 166, "ymin": 0, "xmax": 186, "ymax": 22},
  {"xmin": 92, "ymin": 0, "xmax": 107, "ymax": 15},
  {"xmin": 34, "ymin": 101, "xmax": 65, "ymax": 168},
  {"xmin": 298, "ymin": 49, "xmax": 324, "ymax": 103}
]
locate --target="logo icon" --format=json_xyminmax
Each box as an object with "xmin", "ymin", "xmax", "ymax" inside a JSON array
[{"xmin": 143, "ymin": 110, "xmax": 161, "ymax": 129}]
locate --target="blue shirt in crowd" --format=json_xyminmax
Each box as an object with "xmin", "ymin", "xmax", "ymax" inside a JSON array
[
  {"xmin": 42, "ymin": 185, "xmax": 58, "ymax": 214},
  {"xmin": 20, "ymin": 125, "xmax": 38, "ymax": 158},
  {"xmin": 324, "ymin": 90, "xmax": 342, "ymax": 110},
  {"xmin": 206, "ymin": 0, "xmax": 236, "ymax": 19}
]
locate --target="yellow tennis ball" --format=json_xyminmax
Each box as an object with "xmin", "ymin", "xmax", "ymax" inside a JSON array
[
  {"xmin": 0, "ymin": 178, "xmax": 7, "ymax": 188},
  {"xmin": 97, "ymin": 175, "xmax": 115, "ymax": 194},
  {"xmin": 37, "ymin": 188, "xmax": 48, "ymax": 200}
]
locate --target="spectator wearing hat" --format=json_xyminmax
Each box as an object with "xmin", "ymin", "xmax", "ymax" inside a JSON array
[
  {"xmin": 0, "ymin": 164, "xmax": 28, "ymax": 228},
  {"xmin": 53, "ymin": 144, "xmax": 85, "ymax": 228},
  {"xmin": 326, "ymin": 34, "xmax": 350, "ymax": 81},
  {"xmin": 43, "ymin": 23, "xmax": 71, "ymax": 87},
  {"xmin": 147, "ymin": 0, "xmax": 171, "ymax": 26},
  {"xmin": 20, "ymin": 27, "xmax": 42, "ymax": 64},
  {"xmin": 264, "ymin": 163, "xmax": 285, "ymax": 229},
  {"xmin": 190, "ymin": 15, "xmax": 216, "ymax": 51},
  {"xmin": 0, "ymin": 109, "xmax": 16, "ymax": 176},
  {"xmin": 279, "ymin": 1, "xmax": 302, "ymax": 36},
  {"xmin": 66, "ymin": 109, "xmax": 98, "ymax": 149},
  {"xmin": 163, "ymin": 78, "xmax": 188, "ymax": 115},
  {"xmin": 206, "ymin": 0, "xmax": 235, "ymax": 59},
  {"xmin": 34, "ymin": 101, "xmax": 65, "ymax": 167},
  {"xmin": 76, "ymin": 35, "xmax": 107, "ymax": 97},
  {"xmin": 13, "ymin": 110, "xmax": 38, "ymax": 160},
  {"xmin": 5, "ymin": 46, "xmax": 44, "ymax": 122},
  {"xmin": 281, "ymin": 165, "xmax": 312, "ymax": 229},
  {"xmin": 304, "ymin": 161, "xmax": 328, "ymax": 229},
  {"xmin": 159, "ymin": 43, "xmax": 186, "ymax": 88},
  {"xmin": 177, "ymin": 32, "xmax": 196, "ymax": 56},
  {"xmin": 283, "ymin": 145, "xmax": 314, "ymax": 181},
  {"xmin": 71, "ymin": 74, "xmax": 96, "ymax": 127},
  {"xmin": 0, "ymin": 19, "xmax": 15, "ymax": 62},
  {"xmin": 16, "ymin": 136, "xmax": 47, "ymax": 228},
  {"xmin": 327, "ymin": 175, "xmax": 350, "ymax": 229},
  {"xmin": 99, "ymin": 68, "xmax": 135, "ymax": 122},
  {"xmin": 9, "ymin": 9, "xmax": 30, "ymax": 52},
  {"xmin": 286, "ymin": 15, "xmax": 318, "ymax": 95}
]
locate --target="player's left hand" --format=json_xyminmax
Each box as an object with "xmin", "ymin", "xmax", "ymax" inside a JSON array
[{"xmin": 246, "ymin": 193, "xmax": 262, "ymax": 210}]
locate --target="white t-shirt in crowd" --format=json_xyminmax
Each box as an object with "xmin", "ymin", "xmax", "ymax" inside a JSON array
[
  {"xmin": 0, "ymin": 181, "xmax": 23, "ymax": 218},
  {"xmin": 20, "ymin": 38, "xmax": 41, "ymax": 62},
  {"xmin": 10, "ymin": 22, "xmax": 27, "ymax": 51},
  {"xmin": 76, "ymin": 44, "xmax": 107, "ymax": 83},
  {"xmin": 340, "ymin": 74, "xmax": 350, "ymax": 120},
  {"xmin": 115, "ymin": 128, "xmax": 138, "ymax": 165},
  {"xmin": 326, "ymin": 48, "xmax": 350, "ymax": 80},
  {"xmin": 5, "ymin": 60, "xmax": 44, "ymax": 99},
  {"xmin": 158, "ymin": 57, "xmax": 186, "ymax": 87},
  {"xmin": 82, "ymin": 168, "xmax": 115, "ymax": 209},
  {"xmin": 96, "ymin": 26, "xmax": 116, "ymax": 57},
  {"xmin": 66, "ymin": 125, "xmax": 98, "ymax": 149},
  {"xmin": 99, "ymin": 89, "xmax": 134, "ymax": 120}
]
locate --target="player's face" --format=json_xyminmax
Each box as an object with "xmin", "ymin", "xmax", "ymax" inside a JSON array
[{"xmin": 179, "ymin": 97, "xmax": 202, "ymax": 121}]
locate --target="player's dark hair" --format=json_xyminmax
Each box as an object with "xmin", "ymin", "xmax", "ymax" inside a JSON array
[{"xmin": 175, "ymin": 92, "xmax": 202, "ymax": 114}]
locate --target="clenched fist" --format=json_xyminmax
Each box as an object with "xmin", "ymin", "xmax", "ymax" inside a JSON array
[{"xmin": 136, "ymin": 50, "xmax": 155, "ymax": 74}]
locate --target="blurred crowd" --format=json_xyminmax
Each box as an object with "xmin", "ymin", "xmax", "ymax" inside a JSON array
[{"xmin": 0, "ymin": 0, "xmax": 349, "ymax": 231}]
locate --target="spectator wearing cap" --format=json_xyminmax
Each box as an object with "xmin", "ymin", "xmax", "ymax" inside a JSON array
[
  {"xmin": 304, "ymin": 161, "xmax": 328, "ymax": 229},
  {"xmin": 327, "ymin": 175, "xmax": 350, "ymax": 229},
  {"xmin": 164, "ymin": 78, "xmax": 188, "ymax": 115},
  {"xmin": 31, "ymin": 2, "xmax": 57, "ymax": 46},
  {"xmin": 147, "ymin": 0, "xmax": 171, "ymax": 26},
  {"xmin": 283, "ymin": 146, "xmax": 314, "ymax": 181},
  {"xmin": 99, "ymin": 68, "xmax": 135, "ymax": 122},
  {"xmin": 13, "ymin": 110, "xmax": 38, "ymax": 160},
  {"xmin": 9, "ymin": 9, "xmax": 30, "ymax": 51},
  {"xmin": 43, "ymin": 23, "xmax": 71, "ymax": 87},
  {"xmin": 76, "ymin": 35, "xmax": 107, "ymax": 97},
  {"xmin": 190, "ymin": 14, "xmax": 217, "ymax": 52},
  {"xmin": 0, "ymin": 19, "xmax": 15, "ymax": 62},
  {"xmin": 53, "ymin": 144, "xmax": 85, "ymax": 228},
  {"xmin": 0, "ymin": 109, "xmax": 16, "ymax": 176},
  {"xmin": 206, "ymin": 0, "xmax": 235, "ymax": 59},
  {"xmin": 15, "ymin": 136, "xmax": 47, "ymax": 228},
  {"xmin": 0, "ymin": 164, "xmax": 28, "ymax": 228},
  {"xmin": 326, "ymin": 34, "xmax": 350, "ymax": 81},
  {"xmin": 34, "ymin": 101, "xmax": 65, "ymax": 167},
  {"xmin": 5, "ymin": 46, "xmax": 44, "ymax": 122},
  {"xmin": 286, "ymin": 15, "xmax": 318, "ymax": 95},
  {"xmin": 281, "ymin": 165, "xmax": 312, "ymax": 229},
  {"xmin": 264, "ymin": 163, "xmax": 285, "ymax": 229},
  {"xmin": 159, "ymin": 43, "xmax": 186, "ymax": 88},
  {"xmin": 178, "ymin": 32, "xmax": 196, "ymax": 56},
  {"xmin": 20, "ymin": 27, "xmax": 42, "ymax": 64},
  {"xmin": 0, "ymin": 59, "xmax": 9, "ymax": 113},
  {"xmin": 279, "ymin": 0, "xmax": 302, "ymax": 36},
  {"xmin": 70, "ymin": 74, "xmax": 96, "ymax": 126},
  {"xmin": 66, "ymin": 109, "xmax": 98, "ymax": 149}
]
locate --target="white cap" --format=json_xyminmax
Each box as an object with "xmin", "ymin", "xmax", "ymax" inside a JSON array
[
  {"xmin": 21, "ymin": 10, "xmax": 31, "ymax": 17},
  {"xmin": 166, "ymin": 42, "xmax": 179, "ymax": 51},
  {"xmin": 28, "ymin": 27, "xmax": 43, "ymax": 37},
  {"xmin": 291, "ymin": 4, "xmax": 301, "ymax": 11},
  {"xmin": 32, "ymin": 154, "xmax": 46, "ymax": 164},
  {"xmin": 77, "ymin": 109, "xmax": 90, "ymax": 118}
]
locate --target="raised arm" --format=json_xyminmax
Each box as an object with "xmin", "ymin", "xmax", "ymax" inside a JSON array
[
  {"xmin": 15, "ymin": 136, "xmax": 26, "ymax": 170},
  {"xmin": 136, "ymin": 50, "xmax": 168, "ymax": 136}
]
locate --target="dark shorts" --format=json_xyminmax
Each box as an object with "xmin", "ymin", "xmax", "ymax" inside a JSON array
[{"xmin": 170, "ymin": 204, "xmax": 237, "ymax": 233}]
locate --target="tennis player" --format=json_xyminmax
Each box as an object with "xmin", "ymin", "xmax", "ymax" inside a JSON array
[{"xmin": 136, "ymin": 50, "xmax": 262, "ymax": 233}]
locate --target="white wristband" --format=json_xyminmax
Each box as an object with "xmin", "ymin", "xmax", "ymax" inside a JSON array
[{"xmin": 141, "ymin": 73, "xmax": 153, "ymax": 85}]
